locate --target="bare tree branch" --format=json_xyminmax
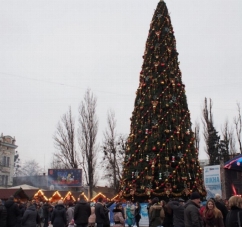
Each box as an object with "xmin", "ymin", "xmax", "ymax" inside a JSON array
[
  {"xmin": 101, "ymin": 110, "xmax": 126, "ymax": 192},
  {"xmin": 53, "ymin": 107, "xmax": 79, "ymax": 169},
  {"xmin": 234, "ymin": 102, "xmax": 242, "ymax": 153},
  {"xmin": 78, "ymin": 89, "xmax": 98, "ymax": 198}
]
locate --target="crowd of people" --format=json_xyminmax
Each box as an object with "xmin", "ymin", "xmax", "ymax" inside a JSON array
[
  {"xmin": 146, "ymin": 192, "xmax": 242, "ymax": 227},
  {"xmin": 0, "ymin": 192, "xmax": 242, "ymax": 227}
]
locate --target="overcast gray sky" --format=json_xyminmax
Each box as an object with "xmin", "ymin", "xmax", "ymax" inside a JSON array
[{"xmin": 1, "ymin": 0, "xmax": 242, "ymax": 174}]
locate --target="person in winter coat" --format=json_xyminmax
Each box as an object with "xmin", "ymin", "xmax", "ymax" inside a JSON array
[
  {"xmin": 202, "ymin": 199, "xmax": 224, "ymax": 227},
  {"xmin": 66, "ymin": 202, "xmax": 75, "ymax": 225},
  {"xmin": 225, "ymin": 195, "xmax": 242, "ymax": 227},
  {"xmin": 168, "ymin": 198, "xmax": 185, "ymax": 227},
  {"xmin": 126, "ymin": 206, "xmax": 135, "ymax": 227},
  {"xmin": 0, "ymin": 199, "xmax": 7, "ymax": 227},
  {"xmin": 42, "ymin": 202, "xmax": 50, "ymax": 227},
  {"xmin": 134, "ymin": 202, "xmax": 141, "ymax": 227},
  {"xmin": 214, "ymin": 194, "xmax": 228, "ymax": 226},
  {"xmin": 148, "ymin": 197, "xmax": 165, "ymax": 227},
  {"xmin": 88, "ymin": 203, "xmax": 96, "ymax": 227},
  {"xmin": 21, "ymin": 203, "xmax": 40, "ymax": 227},
  {"xmin": 103, "ymin": 201, "xmax": 114, "ymax": 227},
  {"xmin": 113, "ymin": 203, "xmax": 125, "ymax": 227},
  {"xmin": 74, "ymin": 195, "xmax": 91, "ymax": 227},
  {"xmin": 184, "ymin": 192, "xmax": 203, "ymax": 227},
  {"xmin": 161, "ymin": 200, "xmax": 173, "ymax": 227},
  {"xmin": 4, "ymin": 196, "xmax": 20, "ymax": 227},
  {"xmin": 51, "ymin": 200, "xmax": 67, "ymax": 227},
  {"xmin": 95, "ymin": 198, "xmax": 106, "ymax": 227}
]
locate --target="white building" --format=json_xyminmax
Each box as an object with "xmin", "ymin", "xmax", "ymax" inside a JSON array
[{"xmin": 0, "ymin": 134, "xmax": 17, "ymax": 187}]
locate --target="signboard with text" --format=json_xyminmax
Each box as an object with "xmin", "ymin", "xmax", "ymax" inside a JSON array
[
  {"xmin": 204, "ymin": 165, "xmax": 221, "ymax": 199},
  {"xmin": 48, "ymin": 169, "xmax": 82, "ymax": 187}
]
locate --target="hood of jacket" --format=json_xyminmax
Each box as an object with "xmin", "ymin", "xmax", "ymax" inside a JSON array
[
  {"xmin": 184, "ymin": 200, "xmax": 200, "ymax": 209},
  {"xmin": 4, "ymin": 199, "xmax": 15, "ymax": 208},
  {"xmin": 151, "ymin": 203, "xmax": 162, "ymax": 209},
  {"xmin": 77, "ymin": 200, "xmax": 88, "ymax": 205},
  {"xmin": 27, "ymin": 205, "xmax": 36, "ymax": 211},
  {"xmin": 55, "ymin": 204, "xmax": 65, "ymax": 210}
]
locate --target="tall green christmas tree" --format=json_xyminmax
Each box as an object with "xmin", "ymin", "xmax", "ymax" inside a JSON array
[{"xmin": 120, "ymin": 0, "xmax": 206, "ymax": 201}]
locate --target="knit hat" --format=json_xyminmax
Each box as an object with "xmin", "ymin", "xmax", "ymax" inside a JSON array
[{"xmin": 190, "ymin": 192, "xmax": 200, "ymax": 200}]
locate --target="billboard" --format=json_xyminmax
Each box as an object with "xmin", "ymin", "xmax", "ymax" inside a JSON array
[
  {"xmin": 204, "ymin": 165, "xmax": 222, "ymax": 199},
  {"xmin": 48, "ymin": 169, "xmax": 82, "ymax": 187}
]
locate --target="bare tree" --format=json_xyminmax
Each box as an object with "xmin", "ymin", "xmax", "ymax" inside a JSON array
[
  {"xmin": 53, "ymin": 107, "xmax": 79, "ymax": 169},
  {"xmin": 234, "ymin": 103, "xmax": 242, "ymax": 153},
  {"xmin": 194, "ymin": 120, "xmax": 200, "ymax": 151},
  {"xmin": 220, "ymin": 119, "xmax": 236, "ymax": 161},
  {"xmin": 18, "ymin": 159, "xmax": 43, "ymax": 176},
  {"xmin": 202, "ymin": 98, "xmax": 220, "ymax": 165},
  {"xmin": 50, "ymin": 156, "xmax": 66, "ymax": 169},
  {"xmin": 78, "ymin": 89, "xmax": 98, "ymax": 198},
  {"xmin": 101, "ymin": 110, "xmax": 126, "ymax": 192}
]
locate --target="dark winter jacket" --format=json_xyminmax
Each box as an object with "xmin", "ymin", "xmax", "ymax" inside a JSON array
[
  {"xmin": 103, "ymin": 201, "xmax": 114, "ymax": 227},
  {"xmin": 168, "ymin": 201, "xmax": 185, "ymax": 227},
  {"xmin": 95, "ymin": 202, "xmax": 106, "ymax": 224},
  {"xmin": 148, "ymin": 203, "xmax": 165, "ymax": 227},
  {"xmin": 4, "ymin": 199, "xmax": 20, "ymax": 227},
  {"xmin": 42, "ymin": 203, "xmax": 50, "ymax": 219},
  {"xmin": 135, "ymin": 205, "xmax": 141, "ymax": 224},
  {"xmin": 184, "ymin": 200, "xmax": 203, "ymax": 227},
  {"xmin": 225, "ymin": 206, "xmax": 242, "ymax": 227},
  {"xmin": 21, "ymin": 205, "xmax": 39, "ymax": 227},
  {"xmin": 51, "ymin": 204, "xmax": 67, "ymax": 227},
  {"xmin": 0, "ymin": 204, "xmax": 7, "ymax": 227},
  {"xmin": 103, "ymin": 204, "xmax": 110, "ymax": 226},
  {"xmin": 215, "ymin": 201, "xmax": 228, "ymax": 225},
  {"xmin": 74, "ymin": 200, "xmax": 91, "ymax": 225}
]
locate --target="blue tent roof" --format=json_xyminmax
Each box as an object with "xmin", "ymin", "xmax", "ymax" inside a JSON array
[{"xmin": 224, "ymin": 154, "xmax": 242, "ymax": 171}]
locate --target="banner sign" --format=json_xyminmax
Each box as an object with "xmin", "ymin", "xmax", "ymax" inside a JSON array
[
  {"xmin": 203, "ymin": 165, "xmax": 222, "ymax": 199},
  {"xmin": 48, "ymin": 169, "xmax": 82, "ymax": 187}
]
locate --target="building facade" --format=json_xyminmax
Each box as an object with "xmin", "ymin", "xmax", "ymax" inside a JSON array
[{"xmin": 0, "ymin": 134, "xmax": 17, "ymax": 187}]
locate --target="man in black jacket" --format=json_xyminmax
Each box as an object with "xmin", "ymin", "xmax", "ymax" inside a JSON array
[
  {"xmin": 74, "ymin": 195, "xmax": 91, "ymax": 227},
  {"xmin": 4, "ymin": 196, "xmax": 20, "ymax": 227},
  {"xmin": 42, "ymin": 201, "xmax": 50, "ymax": 227},
  {"xmin": 95, "ymin": 198, "xmax": 106, "ymax": 227},
  {"xmin": 0, "ymin": 199, "xmax": 7, "ymax": 227}
]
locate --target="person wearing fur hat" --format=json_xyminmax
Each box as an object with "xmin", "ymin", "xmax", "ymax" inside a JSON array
[
  {"xmin": 148, "ymin": 197, "xmax": 165, "ymax": 227},
  {"xmin": 113, "ymin": 203, "xmax": 125, "ymax": 227},
  {"xmin": 184, "ymin": 192, "xmax": 203, "ymax": 227}
]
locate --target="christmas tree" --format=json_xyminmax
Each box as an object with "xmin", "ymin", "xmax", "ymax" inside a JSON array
[{"xmin": 120, "ymin": 0, "xmax": 206, "ymax": 201}]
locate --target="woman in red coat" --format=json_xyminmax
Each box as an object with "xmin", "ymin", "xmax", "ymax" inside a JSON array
[{"xmin": 203, "ymin": 199, "xmax": 224, "ymax": 227}]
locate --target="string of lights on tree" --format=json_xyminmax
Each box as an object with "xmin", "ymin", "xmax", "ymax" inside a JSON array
[{"xmin": 119, "ymin": 0, "xmax": 206, "ymax": 201}]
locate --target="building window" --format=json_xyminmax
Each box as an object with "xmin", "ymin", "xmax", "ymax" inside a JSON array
[
  {"xmin": 2, "ymin": 156, "xmax": 10, "ymax": 167},
  {"xmin": 2, "ymin": 156, "xmax": 6, "ymax": 166},
  {"xmin": 5, "ymin": 175, "xmax": 8, "ymax": 186},
  {"xmin": 1, "ymin": 175, "xmax": 4, "ymax": 186},
  {"xmin": 7, "ymin": 157, "xmax": 10, "ymax": 167}
]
